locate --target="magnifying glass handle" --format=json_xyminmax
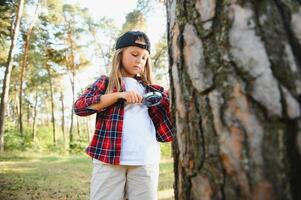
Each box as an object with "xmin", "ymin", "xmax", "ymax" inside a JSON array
[{"xmin": 117, "ymin": 98, "xmax": 126, "ymax": 103}]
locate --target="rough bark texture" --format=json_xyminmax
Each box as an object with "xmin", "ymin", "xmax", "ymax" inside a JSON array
[{"xmin": 166, "ymin": 0, "xmax": 301, "ymax": 199}]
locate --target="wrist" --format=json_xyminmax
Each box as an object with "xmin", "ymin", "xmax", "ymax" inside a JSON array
[{"xmin": 118, "ymin": 92, "xmax": 125, "ymax": 99}]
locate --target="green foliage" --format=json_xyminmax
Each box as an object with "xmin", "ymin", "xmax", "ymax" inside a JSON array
[
  {"xmin": 0, "ymin": 0, "xmax": 15, "ymax": 66},
  {"xmin": 3, "ymin": 121, "xmax": 23, "ymax": 150},
  {"xmin": 160, "ymin": 142, "xmax": 172, "ymax": 158},
  {"xmin": 69, "ymin": 138, "xmax": 87, "ymax": 154},
  {"xmin": 152, "ymin": 34, "xmax": 168, "ymax": 83},
  {"xmin": 3, "ymin": 120, "xmax": 89, "ymax": 154},
  {"xmin": 0, "ymin": 0, "xmax": 15, "ymax": 46},
  {"xmin": 122, "ymin": 10, "xmax": 147, "ymax": 32},
  {"xmin": 40, "ymin": 0, "xmax": 63, "ymax": 24},
  {"xmin": 159, "ymin": 161, "xmax": 174, "ymax": 191}
]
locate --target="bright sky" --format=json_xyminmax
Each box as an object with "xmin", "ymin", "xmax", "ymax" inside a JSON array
[
  {"xmin": 62, "ymin": 0, "xmax": 167, "ymax": 109},
  {"xmin": 69, "ymin": 0, "xmax": 166, "ymax": 48}
]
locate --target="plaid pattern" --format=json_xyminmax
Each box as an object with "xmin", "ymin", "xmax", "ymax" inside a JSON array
[{"xmin": 74, "ymin": 75, "xmax": 175, "ymax": 165}]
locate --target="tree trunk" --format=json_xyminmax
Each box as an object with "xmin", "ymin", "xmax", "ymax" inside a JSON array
[
  {"xmin": 76, "ymin": 116, "xmax": 80, "ymax": 136},
  {"xmin": 60, "ymin": 90, "xmax": 65, "ymax": 144},
  {"xmin": 32, "ymin": 90, "xmax": 38, "ymax": 141},
  {"xmin": 46, "ymin": 63, "xmax": 56, "ymax": 145},
  {"xmin": 0, "ymin": 0, "xmax": 25, "ymax": 151},
  {"xmin": 64, "ymin": 23, "xmax": 76, "ymax": 149},
  {"xmin": 26, "ymin": 102, "xmax": 30, "ymax": 124},
  {"xmin": 166, "ymin": 0, "xmax": 301, "ymax": 199},
  {"xmin": 18, "ymin": 0, "xmax": 39, "ymax": 147},
  {"xmin": 69, "ymin": 73, "xmax": 74, "ymax": 149}
]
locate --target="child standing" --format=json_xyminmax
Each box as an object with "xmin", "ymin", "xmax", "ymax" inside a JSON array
[{"xmin": 74, "ymin": 31, "xmax": 175, "ymax": 200}]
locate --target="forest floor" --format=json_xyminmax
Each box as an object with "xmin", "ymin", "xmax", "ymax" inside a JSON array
[{"xmin": 0, "ymin": 152, "xmax": 174, "ymax": 200}]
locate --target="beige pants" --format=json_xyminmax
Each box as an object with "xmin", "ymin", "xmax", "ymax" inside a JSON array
[{"xmin": 90, "ymin": 159, "xmax": 159, "ymax": 200}]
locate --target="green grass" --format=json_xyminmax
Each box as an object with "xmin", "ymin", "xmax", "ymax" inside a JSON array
[{"xmin": 0, "ymin": 152, "xmax": 174, "ymax": 200}]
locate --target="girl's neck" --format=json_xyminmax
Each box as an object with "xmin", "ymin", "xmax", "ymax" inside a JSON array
[{"xmin": 120, "ymin": 70, "xmax": 136, "ymax": 78}]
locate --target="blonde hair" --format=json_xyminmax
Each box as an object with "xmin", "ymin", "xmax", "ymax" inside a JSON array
[{"xmin": 106, "ymin": 47, "xmax": 154, "ymax": 94}]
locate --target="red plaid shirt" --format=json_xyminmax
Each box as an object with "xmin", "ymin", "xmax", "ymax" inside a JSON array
[{"xmin": 74, "ymin": 75, "xmax": 175, "ymax": 165}]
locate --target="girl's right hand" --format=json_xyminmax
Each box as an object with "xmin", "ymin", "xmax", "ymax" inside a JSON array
[{"xmin": 119, "ymin": 91, "xmax": 143, "ymax": 104}]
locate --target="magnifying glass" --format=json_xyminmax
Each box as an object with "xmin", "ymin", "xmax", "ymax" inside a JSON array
[
  {"xmin": 142, "ymin": 91, "xmax": 162, "ymax": 107},
  {"xmin": 118, "ymin": 91, "xmax": 163, "ymax": 107}
]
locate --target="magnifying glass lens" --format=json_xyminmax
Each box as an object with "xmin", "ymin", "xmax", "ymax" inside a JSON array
[{"xmin": 142, "ymin": 91, "xmax": 162, "ymax": 107}]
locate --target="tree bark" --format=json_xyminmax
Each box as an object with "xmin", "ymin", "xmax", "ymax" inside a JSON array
[
  {"xmin": 0, "ymin": 0, "xmax": 25, "ymax": 151},
  {"xmin": 166, "ymin": 0, "xmax": 301, "ymax": 199}
]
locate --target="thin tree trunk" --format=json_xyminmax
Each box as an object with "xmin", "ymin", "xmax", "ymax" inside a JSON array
[
  {"xmin": 60, "ymin": 91, "xmax": 65, "ymax": 145},
  {"xmin": 26, "ymin": 101, "xmax": 30, "ymax": 124},
  {"xmin": 46, "ymin": 63, "xmax": 56, "ymax": 145},
  {"xmin": 166, "ymin": 0, "xmax": 301, "ymax": 199},
  {"xmin": 0, "ymin": 0, "xmax": 25, "ymax": 151},
  {"xmin": 64, "ymin": 20, "xmax": 76, "ymax": 149},
  {"xmin": 18, "ymin": 0, "xmax": 39, "ymax": 147},
  {"xmin": 32, "ymin": 90, "xmax": 38, "ymax": 141},
  {"xmin": 76, "ymin": 116, "xmax": 80, "ymax": 136},
  {"xmin": 69, "ymin": 72, "xmax": 75, "ymax": 149},
  {"xmin": 15, "ymin": 92, "xmax": 20, "ymax": 122}
]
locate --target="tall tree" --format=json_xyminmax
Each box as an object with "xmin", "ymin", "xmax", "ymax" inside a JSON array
[
  {"xmin": 45, "ymin": 58, "xmax": 56, "ymax": 144},
  {"xmin": 0, "ymin": 0, "xmax": 25, "ymax": 151},
  {"xmin": 18, "ymin": 0, "xmax": 40, "ymax": 146},
  {"xmin": 166, "ymin": 0, "xmax": 301, "ymax": 199},
  {"xmin": 62, "ymin": 4, "xmax": 90, "ymax": 149},
  {"xmin": 31, "ymin": 88, "xmax": 38, "ymax": 141}
]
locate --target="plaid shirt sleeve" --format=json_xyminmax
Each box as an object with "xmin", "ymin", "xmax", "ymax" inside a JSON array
[
  {"xmin": 74, "ymin": 75, "xmax": 108, "ymax": 116},
  {"xmin": 148, "ymin": 84, "xmax": 176, "ymax": 142}
]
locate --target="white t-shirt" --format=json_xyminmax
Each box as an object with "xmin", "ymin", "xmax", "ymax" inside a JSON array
[{"xmin": 120, "ymin": 77, "xmax": 161, "ymax": 165}]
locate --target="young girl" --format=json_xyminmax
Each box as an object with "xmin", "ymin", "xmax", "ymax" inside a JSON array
[{"xmin": 74, "ymin": 31, "xmax": 175, "ymax": 200}]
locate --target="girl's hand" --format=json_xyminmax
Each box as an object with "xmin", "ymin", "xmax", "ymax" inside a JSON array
[{"xmin": 120, "ymin": 91, "xmax": 143, "ymax": 104}]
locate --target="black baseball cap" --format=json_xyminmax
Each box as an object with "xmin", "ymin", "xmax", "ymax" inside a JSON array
[{"xmin": 115, "ymin": 31, "xmax": 150, "ymax": 53}]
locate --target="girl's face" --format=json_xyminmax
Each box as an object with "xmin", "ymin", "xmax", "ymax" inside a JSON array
[{"xmin": 121, "ymin": 44, "xmax": 149, "ymax": 77}]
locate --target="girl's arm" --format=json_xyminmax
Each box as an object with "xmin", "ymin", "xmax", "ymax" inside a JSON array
[
  {"xmin": 88, "ymin": 92, "xmax": 122, "ymax": 110},
  {"xmin": 89, "ymin": 91, "xmax": 143, "ymax": 110},
  {"xmin": 74, "ymin": 75, "xmax": 142, "ymax": 116},
  {"xmin": 74, "ymin": 75, "xmax": 108, "ymax": 116}
]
